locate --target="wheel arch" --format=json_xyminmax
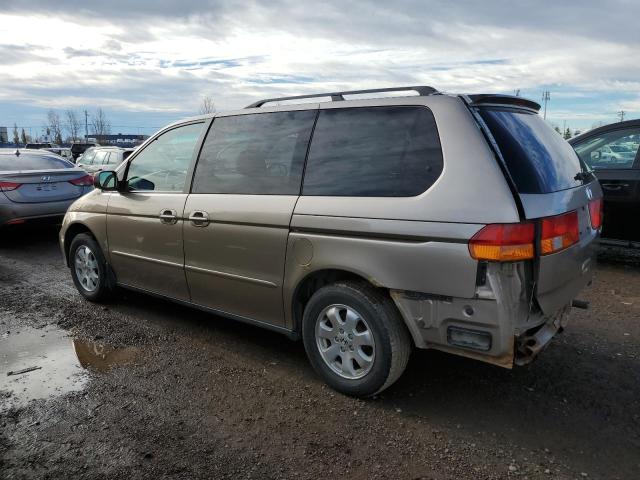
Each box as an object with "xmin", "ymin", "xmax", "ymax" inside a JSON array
[
  {"xmin": 63, "ymin": 222, "xmax": 98, "ymax": 267},
  {"xmin": 290, "ymin": 268, "xmax": 389, "ymax": 338}
]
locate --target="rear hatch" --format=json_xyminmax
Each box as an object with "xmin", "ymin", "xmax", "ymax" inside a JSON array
[{"xmin": 468, "ymin": 96, "xmax": 602, "ymax": 315}]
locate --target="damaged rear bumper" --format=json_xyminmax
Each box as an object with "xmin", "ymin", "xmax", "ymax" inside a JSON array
[
  {"xmin": 514, "ymin": 305, "xmax": 570, "ymax": 366},
  {"xmin": 391, "ymin": 261, "xmax": 576, "ymax": 369}
]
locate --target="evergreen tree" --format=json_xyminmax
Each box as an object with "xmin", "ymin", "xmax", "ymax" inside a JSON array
[{"xmin": 12, "ymin": 123, "xmax": 20, "ymax": 144}]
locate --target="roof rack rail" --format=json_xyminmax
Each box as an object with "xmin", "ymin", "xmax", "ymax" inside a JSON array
[{"xmin": 245, "ymin": 85, "xmax": 438, "ymax": 108}]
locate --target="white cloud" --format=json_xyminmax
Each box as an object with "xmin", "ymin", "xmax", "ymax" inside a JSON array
[{"xmin": 0, "ymin": 1, "xmax": 639, "ymax": 132}]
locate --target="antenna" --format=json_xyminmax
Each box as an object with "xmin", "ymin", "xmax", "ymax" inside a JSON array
[{"xmin": 541, "ymin": 91, "xmax": 551, "ymax": 120}]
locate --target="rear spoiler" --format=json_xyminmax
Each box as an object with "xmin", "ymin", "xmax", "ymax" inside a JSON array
[{"xmin": 463, "ymin": 94, "xmax": 541, "ymax": 113}]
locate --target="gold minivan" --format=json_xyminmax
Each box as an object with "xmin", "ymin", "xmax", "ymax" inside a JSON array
[{"xmin": 60, "ymin": 86, "xmax": 602, "ymax": 396}]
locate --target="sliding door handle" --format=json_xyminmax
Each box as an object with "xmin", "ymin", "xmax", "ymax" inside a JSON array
[{"xmin": 189, "ymin": 210, "xmax": 210, "ymax": 227}]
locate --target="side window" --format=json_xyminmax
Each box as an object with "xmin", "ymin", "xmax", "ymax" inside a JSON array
[
  {"xmin": 302, "ymin": 106, "xmax": 443, "ymax": 197},
  {"xmin": 105, "ymin": 152, "xmax": 121, "ymax": 165},
  {"xmin": 126, "ymin": 123, "xmax": 204, "ymax": 192},
  {"xmin": 92, "ymin": 150, "xmax": 108, "ymax": 166},
  {"xmin": 574, "ymin": 128, "xmax": 640, "ymax": 170},
  {"xmin": 192, "ymin": 110, "xmax": 317, "ymax": 195},
  {"xmin": 80, "ymin": 150, "xmax": 96, "ymax": 165}
]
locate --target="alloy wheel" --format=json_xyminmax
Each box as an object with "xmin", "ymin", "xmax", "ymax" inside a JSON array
[
  {"xmin": 74, "ymin": 245, "xmax": 99, "ymax": 292},
  {"xmin": 315, "ymin": 304, "xmax": 375, "ymax": 380}
]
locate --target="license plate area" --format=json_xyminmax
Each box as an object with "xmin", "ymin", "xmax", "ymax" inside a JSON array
[{"xmin": 36, "ymin": 183, "xmax": 58, "ymax": 192}]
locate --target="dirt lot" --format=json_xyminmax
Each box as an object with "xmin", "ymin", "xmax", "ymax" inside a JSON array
[{"xmin": 1, "ymin": 227, "xmax": 639, "ymax": 479}]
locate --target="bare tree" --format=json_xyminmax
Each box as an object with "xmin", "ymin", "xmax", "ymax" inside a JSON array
[
  {"xmin": 65, "ymin": 109, "xmax": 82, "ymax": 142},
  {"xmin": 12, "ymin": 123, "xmax": 19, "ymax": 145},
  {"xmin": 90, "ymin": 108, "xmax": 111, "ymax": 142},
  {"xmin": 199, "ymin": 95, "xmax": 216, "ymax": 115},
  {"xmin": 47, "ymin": 109, "xmax": 63, "ymax": 144},
  {"xmin": 20, "ymin": 128, "xmax": 28, "ymax": 145}
]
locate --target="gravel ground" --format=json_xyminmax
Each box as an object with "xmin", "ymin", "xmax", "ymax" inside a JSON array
[{"xmin": 1, "ymin": 226, "xmax": 639, "ymax": 479}]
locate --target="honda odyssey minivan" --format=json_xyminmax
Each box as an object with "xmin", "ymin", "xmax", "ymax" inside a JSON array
[{"xmin": 60, "ymin": 86, "xmax": 602, "ymax": 397}]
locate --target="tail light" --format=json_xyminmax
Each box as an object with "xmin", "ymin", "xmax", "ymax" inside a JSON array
[
  {"xmin": 470, "ymin": 210, "xmax": 582, "ymax": 261},
  {"xmin": 540, "ymin": 211, "xmax": 579, "ymax": 255},
  {"xmin": 0, "ymin": 181, "xmax": 21, "ymax": 191},
  {"xmin": 588, "ymin": 198, "xmax": 603, "ymax": 230},
  {"xmin": 69, "ymin": 174, "xmax": 94, "ymax": 186},
  {"xmin": 469, "ymin": 223, "xmax": 535, "ymax": 261}
]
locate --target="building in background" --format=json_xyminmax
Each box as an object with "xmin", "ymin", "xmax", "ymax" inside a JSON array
[
  {"xmin": 0, "ymin": 127, "xmax": 8, "ymax": 143},
  {"xmin": 85, "ymin": 133, "xmax": 149, "ymax": 147}
]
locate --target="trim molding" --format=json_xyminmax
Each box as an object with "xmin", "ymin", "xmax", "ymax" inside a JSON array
[
  {"xmin": 185, "ymin": 264, "xmax": 278, "ymax": 288},
  {"xmin": 110, "ymin": 251, "xmax": 278, "ymax": 288},
  {"xmin": 111, "ymin": 250, "xmax": 183, "ymax": 268}
]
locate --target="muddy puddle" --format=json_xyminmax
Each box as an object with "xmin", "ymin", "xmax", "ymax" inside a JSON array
[{"xmin": 1, "ymin": 325, "xmax": 140, "ymax": 411}]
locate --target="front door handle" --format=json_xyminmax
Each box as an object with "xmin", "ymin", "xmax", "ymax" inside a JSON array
[
  {"xmin": 159, "ymin": 209, "xmax": 178, "ymax": 225},
  {"xmin": 189, "ymin": 210, "xmax": 210, "ymax": 227},
  {"xmin": 601, "ymin": 183, "xmax": 629, "ymax": 191}
]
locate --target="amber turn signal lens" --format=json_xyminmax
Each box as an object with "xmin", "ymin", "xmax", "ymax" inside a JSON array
[{"xmin": 469, "ymin": 223, "xmax": 535, "ymax": 261}]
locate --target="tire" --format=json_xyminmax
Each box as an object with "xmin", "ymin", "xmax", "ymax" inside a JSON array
[
  {"xmin": 69, "ymin": 233, "xmax": 113, "ymax": 302},
  {"xmin": 302, "ymin": 281, "xmax": 412, "ymax": 397}
]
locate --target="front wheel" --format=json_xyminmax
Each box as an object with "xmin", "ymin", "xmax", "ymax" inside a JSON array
[
  {"xmin": 69, "ymin": 233, "xmax": 112, "ymax": 302},
  {"xmin": 302, "ymin": 281, "xmax": 412, "ymax": 397}
]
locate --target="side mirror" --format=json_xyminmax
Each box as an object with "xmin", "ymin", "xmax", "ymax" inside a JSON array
[
  {"xmin": 94, "ymin": 170, "xmax": 118, "ymax": 191},
  {"xmin": 126, "ymin": 177, "xmax": 155, "ymax": 191}
]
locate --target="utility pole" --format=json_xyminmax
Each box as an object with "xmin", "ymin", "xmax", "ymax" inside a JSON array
[
  {"xmin": 84, "ymin": 110, "xmax": 89, "ymax": 140},
  {"xmin": 513, "ymin": 89, "xmax": 521, "ymax": 97},
  {"xmin": 542, "ymin": 91, "xmax": 551, "ymax": 120},
  {"xmin": 618, "ymin": 110, "xmax": 626, "ymax": 122}
]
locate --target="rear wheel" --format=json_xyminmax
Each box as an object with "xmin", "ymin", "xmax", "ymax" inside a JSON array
[
  {"xmin": 302, "ymin": 281, "xmax": 412, "ymax": 397},
  {"xmin": 69, "ymin": 233, "xmax": 112, "ymax": 302}
]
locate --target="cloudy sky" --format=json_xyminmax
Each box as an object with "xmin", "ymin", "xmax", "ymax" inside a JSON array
[{"xmin": 1, "ymin": 0, "xmax": 639, "ymax": 138}]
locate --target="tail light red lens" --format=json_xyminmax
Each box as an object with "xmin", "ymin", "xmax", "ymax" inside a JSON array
[
  {"xmin": 540, "ymin": 211, "xmax": 579, "ymax": 255},
  {"xmin": 0, "ymin": 181, "xmax": 21, "ymax": 191},
  {"xmin": 69, "ymin": 174, "xmax": 94, "ymax": 186},
  {"xmin": 469, "ymin": 223, "xmax": 535, "ymax": 261},
  {"xmin": 588, "ymin": 198, "xmax": 603, "ymax": 230}
]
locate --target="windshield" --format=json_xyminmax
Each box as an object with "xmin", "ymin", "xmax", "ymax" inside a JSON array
[
  {"xmin": 0, "ymin": 153, "xmax": 74, "ymax": 171},
  {"xmin": 479, "ymin": 108, "xmax": 586, "ymax": 193}
]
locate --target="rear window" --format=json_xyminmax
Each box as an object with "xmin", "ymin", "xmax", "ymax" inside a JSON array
[
  {"xmin": 479, "ymin": 108, "xmax": 585, "ymax": 193},
  {"xmin": 0, "ymin": 153, "xmax": 73, "ymax": 171},
  {"xmin": 302, "ymin": 106, "xmax": 443, "ymax": 197}
]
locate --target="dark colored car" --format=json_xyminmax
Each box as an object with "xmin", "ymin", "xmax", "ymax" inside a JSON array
[
  {"xmin": 570, "ymin": 120, "xmax": 640, "ymax": 244},
  {"xmin": 25, "ymin": 142, "xmax": 57, "ymax": 149},
  {"xmin": 70, "ymin": 143, "xmax": 99, "ymax": 161}
]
